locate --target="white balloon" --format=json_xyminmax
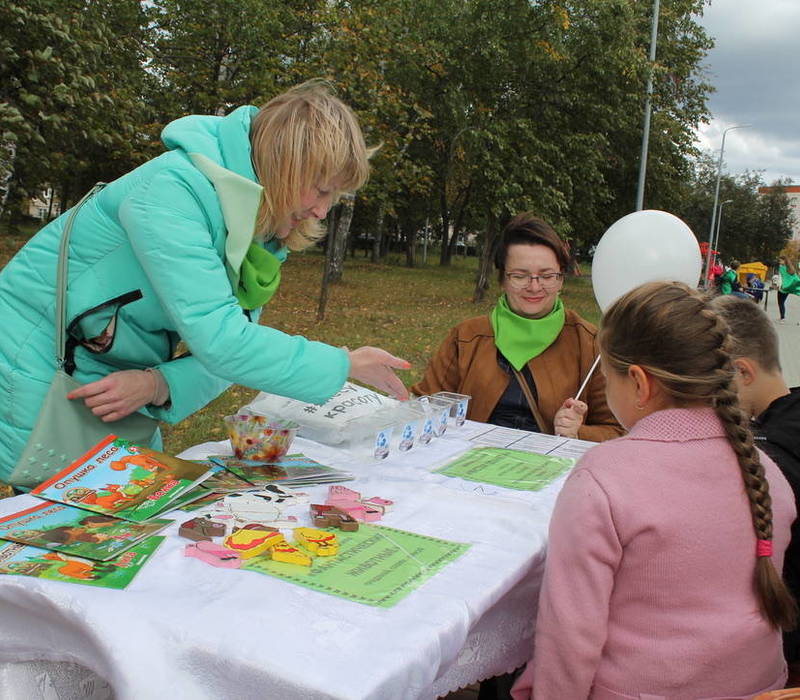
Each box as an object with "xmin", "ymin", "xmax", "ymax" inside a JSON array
[{"xmin": 591, "ymin": 210, "xmax": 702, "ymax": 311}]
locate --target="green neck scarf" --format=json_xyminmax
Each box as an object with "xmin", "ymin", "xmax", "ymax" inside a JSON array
[
  {"xmin": 490, "ymin": 294, "xmax": 566, "ymax": 370},
  {"xmin": 188, "ymin": 152, "xmax": 286, "ymax": 310},
  {"xmin": 237, "ymin": 243, "xmax": 282, "ymax": 310}
]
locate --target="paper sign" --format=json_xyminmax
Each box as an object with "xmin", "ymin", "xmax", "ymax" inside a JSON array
[
  {"xmin": 435, "ymin": 447, "xmax": 574, "ymax": 491},
  {"xmin": 243, "ymin": 524, "xmax": 469, "ymax": 607}
]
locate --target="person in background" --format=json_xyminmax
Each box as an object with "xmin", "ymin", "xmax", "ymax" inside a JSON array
[
  {"xmin": 512, "ymin": 281, "xmax": 795, "ymax": 699},
  {"xmin": 718, "ymin": 259, "xmax": 741, "ymax": 295},
  {"xmin": 745, "ymin": 272, "xmax": 765, "ymax": 303},
  {"xmin": 411, "ymin": 213, "xmax": 622, "ymax": 442},
  {"xmin": 776, "ymin": 254, "xmax": 800, "ymax": 323},
  {"xmin": 708, "ymin": 256, "xmax": 723, "ymax": 286},
  {"xmin": 710, "ymin": 293, "xmax": 800, "ymax": 683},
  {"xmin": 0, "ymin": 81, "xmax": 409, "ymax": 486}
]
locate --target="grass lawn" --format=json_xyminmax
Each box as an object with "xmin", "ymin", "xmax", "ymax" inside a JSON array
[{"xmin": 0, "ymin": 234, "xmax": 600, "ymax": 456}]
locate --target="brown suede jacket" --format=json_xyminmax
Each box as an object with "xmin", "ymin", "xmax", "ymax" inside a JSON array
[{"xmin": 411, "ymin": 311, "xmax": 624, "ymax": 443}]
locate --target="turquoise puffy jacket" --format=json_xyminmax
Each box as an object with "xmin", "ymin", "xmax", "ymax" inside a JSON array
[{"xmin": 0, "ymin": 107, "xmax": 349, "ymax": 481}]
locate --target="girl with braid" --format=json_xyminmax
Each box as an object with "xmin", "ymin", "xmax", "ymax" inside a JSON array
[{"xmin": 512, "ymin": 282, "xmax": 797, "ymax": 700}]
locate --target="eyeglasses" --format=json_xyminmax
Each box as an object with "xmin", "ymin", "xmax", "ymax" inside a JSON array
[{"xmin": 504, "ymin": 272, "xmax": 564, "ymax": 290}]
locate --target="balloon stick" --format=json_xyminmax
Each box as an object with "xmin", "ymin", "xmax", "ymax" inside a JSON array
[{"xmin": 575, "ymin": 355, "xmax": 601, "ymax": 401}]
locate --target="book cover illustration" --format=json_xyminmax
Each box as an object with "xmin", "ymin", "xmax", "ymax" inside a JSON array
[
  {"xmin": 32, "ymin": 435, "xmax": 212, "ymax": 522},
  {"xmin": 0, "ymin": 536, "xmax": 164, "ymax": 589},
  {"xmin": 0, "ymin": 500, "xmax": 172, "ymax": 561},
  {"xmin": 208, "ymin": 454, "xmax": 353, "ymax": 487},
  {"xmin": 200, "ymin": 466, "xmax": 252, "ymax": 492},
  {"xmin": 175, "ymin": 488, "xmax": 226, "ymax": 512}
]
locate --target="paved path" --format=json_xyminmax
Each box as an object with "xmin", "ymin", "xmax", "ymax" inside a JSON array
[{"xmin": 762, "ymin": 289, "xmax": 800, "ymax": 388}]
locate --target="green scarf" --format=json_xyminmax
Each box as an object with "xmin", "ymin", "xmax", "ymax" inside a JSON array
[
  {"xmin": 490, "ymin": 294, "xmax": 566, "ymax": 370},
  {"xmin": 236, "ymin": 243, "xmax": 282, "ymax": 310},
  {"xmin": 188, "ymin": 152, "xmax": 286, "ymax": 310}
]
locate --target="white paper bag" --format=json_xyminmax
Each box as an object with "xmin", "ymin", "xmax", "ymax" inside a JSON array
[{"xmin": 240, "ymin": 382, "xmax": 398, "ymax": 445}]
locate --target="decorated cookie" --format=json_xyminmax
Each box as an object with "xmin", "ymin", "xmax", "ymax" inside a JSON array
[
  {"xmin": 326, "ymin": 485, "xmax": 394, "ymax": 522},
  {"xmin": 184, "ymin": 541, "xmax": 242, "ymax": 569},
  {"xmin": 269, "ymin": 540, "xmax": 312, "ymax": 566},
  {"xmin": 179, "ymin": 517, "xmax": 226, "ymax": 542},
  {"xmin": 310, "ymin": 504, "xmax": 359, "ymax": 532},
  {"xmin": 251, "ymin": 484, "xmax": 309, "ymax": 506},
  {"xmin": 224, "ymin": 528, "xmax": 284, "ymax": 559},
  {"xmin": 293, "ymin": 527, "xmax": 338, "ymax": 556}
]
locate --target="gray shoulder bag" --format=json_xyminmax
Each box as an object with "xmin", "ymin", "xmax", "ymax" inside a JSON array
[{"xmin": 11, "ymin": 184, "xmax": 160, "ymax": 490}]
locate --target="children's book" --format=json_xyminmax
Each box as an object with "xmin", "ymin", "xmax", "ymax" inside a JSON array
[
  {"xmin": 0, "ymin": 536, "xmax": 164, "ymax": 589},
  {"xmin": 0, "ymin": 500, "xmax": 172, "ymax": 561},
  {"xmin": 208, "ymin": 454, "xmax": 353, "ymax": 487},
  {"xmin": 200, "ymin": 467, "xmax": 253, "ymax": 492},
  {"xmin": 176, "ymin": 490, "xmax": 226, "ymax": 512},
  {"xmin": 157, "ymin": 485, "xmax": 220, "ymax": 512},
  {"xmin": 31, "ymin": 435, "xmax": 213, "ymax": 522}
]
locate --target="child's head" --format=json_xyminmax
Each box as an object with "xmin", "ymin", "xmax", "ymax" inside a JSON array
[
  {"xmin": 708, "ymin": 294, "xmax": 783, "ymax": 416},
  {"xmin": 599, "ymin": 281, "xmax": 796, "ymax": 630},
  {"xmin": 599, "ymin": 281, "xmax": 732, "ymax": 427},
  {"xmin": 250, "ymin": 80, "xmax": 371, "ymax": 251}
]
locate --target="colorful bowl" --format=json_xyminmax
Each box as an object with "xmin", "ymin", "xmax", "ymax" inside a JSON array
[{"xmin": 223, "ymin": 414, "xmax": 299, "ymax": 462}]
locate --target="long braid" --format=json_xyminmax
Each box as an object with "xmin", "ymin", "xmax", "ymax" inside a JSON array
[
  {"xmin": 704, "ymin": 309, "xmax": 798, "ymax": 630},
  {"xmin": 601, "ymin": 282, "xmax": 797, "ymax": 631}
]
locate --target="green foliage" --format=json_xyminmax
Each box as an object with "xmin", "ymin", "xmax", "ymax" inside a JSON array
[
  {"xmin": 1, "ymin": 0, "xmax": 152, "ymax": 208},
  {"xmin": 3, "ymin": 0, "xmax": 716, "ymax": 244},
  {"xmin": 146, "ymin": 0, "xmax": 299, "ymax": 116},
  {"xmin": 671, "ymin": 155, "xmax": 794, "ymax": 264}
]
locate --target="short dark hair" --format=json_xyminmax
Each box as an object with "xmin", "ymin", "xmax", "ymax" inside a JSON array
[
  {"xmin": 494, "ymin": 213, "xmax": 570, "ymax": 283},
  {"xmin": 709, "ymin": 294, "xmax": 781, "ymax": 373}
]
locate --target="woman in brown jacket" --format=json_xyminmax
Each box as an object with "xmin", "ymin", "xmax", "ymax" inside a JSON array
[{"xmin": 412, "ymin": 213, "xmax": 622, "ymax": 442}]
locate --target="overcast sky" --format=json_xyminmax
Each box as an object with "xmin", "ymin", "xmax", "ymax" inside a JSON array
[{"xmin": 693, "ymin": 0, "xmax": 800, "ymax": 185}]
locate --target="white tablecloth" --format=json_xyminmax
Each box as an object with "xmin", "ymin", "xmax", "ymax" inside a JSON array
[{"xmin": 0, "ymin": 422, "xmax": 573, "ymax": 700}]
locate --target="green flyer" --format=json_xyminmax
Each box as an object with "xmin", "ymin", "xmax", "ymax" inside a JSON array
[
  {"xmin": 435, "ymin": 447, "xmax": 574, "ymax": 491},
  {"xmin": 243, "ymin": 524, "xmax": 469, "ymax": 607}
]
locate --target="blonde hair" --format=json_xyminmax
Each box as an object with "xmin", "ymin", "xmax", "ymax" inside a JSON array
[
  {"xmin": 600, "ymin": 281, "xmax": 797, "ymax": 630},
  {"xmin": 250, "ymin": 80, "xmax": 371, "ymax": 251}
]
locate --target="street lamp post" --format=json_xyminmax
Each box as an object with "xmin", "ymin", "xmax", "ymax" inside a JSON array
[
  {"xmin": 635, "ymin": 0, "xmax": 661, "ymax": 211},
  {"xmin": 703, "ymin": 124, "xmax": 750, "ymax": 288},
  {"xmin": 711, "ymin": 199, "xmax": 733, "ymax": 258}
]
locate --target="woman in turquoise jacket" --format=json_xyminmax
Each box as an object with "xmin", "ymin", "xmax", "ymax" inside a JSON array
[{"xmin": 0, "ymin": 81, "xmax": 409, "ymax": 484}]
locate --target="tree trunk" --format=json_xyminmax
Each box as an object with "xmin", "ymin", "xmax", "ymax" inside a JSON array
[
  {"xmin": 317, "ymin": 206, "xmax": 339, "ymax": 321},
  {"xmin": 473, "ymin": 210, "xmax": 499, "ymax": 303},
  {"xmin": 438, "ymin": 183, "xmax": 451, "ymax": 266},
  {"xmin": 449, "ymin": 181, "xmax": 472, "ymax": 259},
  {"xmin": 0, "ymin": 141, "xmax": 16, "ymax": 220},
  {"xmin": 318, "ymin": 194, "xmax": 356, "ymax": 320},
  {"xmin": 405, "ymin": 218, "xmax": 418, "ymax": 268},
  {"xmin": 328, "ymin": 193, "xmax": 355, "ymax": 283},
  {"xmin": 371, "ymin": 203, "xmax": 384, "ymax": 263},
  {"xmin": 46, "ymin": 187, "xmax": 56, "ymax": 220}
]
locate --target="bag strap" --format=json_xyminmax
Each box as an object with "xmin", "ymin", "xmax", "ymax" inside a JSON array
[
  {"xmin": 510, "ymin": 365, "xmax": 550, "ymax": 434},
  {"xmin": 55, "ymin": 183, "xmax": 106, "ymax": 369}
]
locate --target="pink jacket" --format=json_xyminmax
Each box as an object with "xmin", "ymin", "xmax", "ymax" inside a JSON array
[{"xmin": 512, "ymin": 408, "xmax": 795, "ymax": 700}]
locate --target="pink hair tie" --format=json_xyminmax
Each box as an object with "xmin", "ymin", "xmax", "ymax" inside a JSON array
[{"xmin": 756, "ymin": 539, "xmax": 773, "ymax": 558}]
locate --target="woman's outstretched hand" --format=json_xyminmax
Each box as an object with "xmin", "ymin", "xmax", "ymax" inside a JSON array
[
  {"xmin": 554, "ymin": 397, "xmax": 588, "ymax": 438},
  {"xmin": 67, "ymin": 369, "xmax": 167, "ymax": 422},
  {"xmin": 347, "ymin": 346, "xmax": 411, "ymax": 400}
]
